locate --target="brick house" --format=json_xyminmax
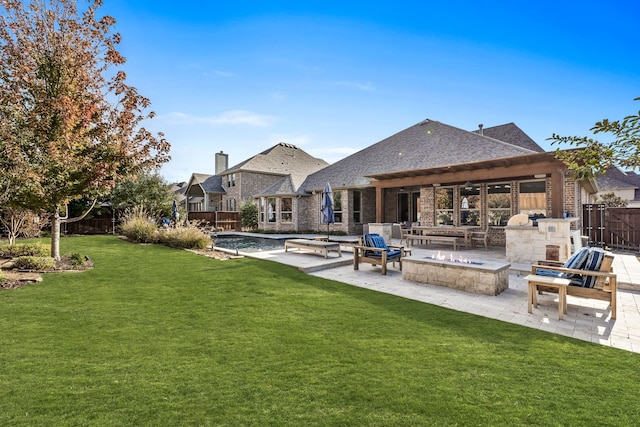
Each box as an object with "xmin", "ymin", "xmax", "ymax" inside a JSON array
[
  {"xmin": 185, "ymin": 144, "xmax": 328, "ymax": 230},
  {"xmin": 296, "ymin": 119, "xmax": 589, "ymax": 245}
]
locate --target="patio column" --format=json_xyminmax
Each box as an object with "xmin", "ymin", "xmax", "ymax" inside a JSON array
[{"xmin": 375, "ymin": 187, "xmax": 384, "ymax": 222}]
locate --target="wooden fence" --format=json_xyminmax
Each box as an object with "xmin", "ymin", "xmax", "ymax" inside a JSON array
[
  {"xmin": 62, "ymin": 211, "xmax": 241, "ymax": 234},
  {"xmin": 582, "ymin": 204, "xmax": 640, "ymax": 251},
  {"xmin": 187, "ymin": 211, "xmax": 240, "ymax": 231},
  {"xmin": 64, "ymin": 218, "xmax": 114, "ymax": 235}
]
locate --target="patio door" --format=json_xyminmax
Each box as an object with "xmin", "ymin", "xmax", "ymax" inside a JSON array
[{"xmin": 397, "ymin": 192, "xmax": 409, "ymax": 222}]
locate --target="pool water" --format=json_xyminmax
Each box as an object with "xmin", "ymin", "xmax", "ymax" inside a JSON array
[{"xmin": 213, "ymin": 235, "xmax": 285, "ymax": 253}]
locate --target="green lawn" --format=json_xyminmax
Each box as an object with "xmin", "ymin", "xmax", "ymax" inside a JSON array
[{"xmin": 1, "ymin": 235, "xmax": 639, "ymax": 426}]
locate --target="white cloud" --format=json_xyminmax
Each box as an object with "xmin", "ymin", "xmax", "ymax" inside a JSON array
[
  {"xmin": 332, "ymin": 80, "xmax": 375, "ymax": 91},
  {"xmin": 159, "ymin": 110, "xmax": 276, "ymax": 127}
]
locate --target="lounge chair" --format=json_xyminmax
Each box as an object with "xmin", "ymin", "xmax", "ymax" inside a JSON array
[
  {"xmin": 525, "ymin": 247, "xmax": 618, "ymax": 318},
  {"xmin": 353, "ymin": 233, "xmax": 404, "ymax": 275}
]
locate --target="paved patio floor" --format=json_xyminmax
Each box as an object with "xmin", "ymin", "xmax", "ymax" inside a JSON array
[{"xmin": 240, "ymin": 238, "xmax": 640, "ymax": 353}]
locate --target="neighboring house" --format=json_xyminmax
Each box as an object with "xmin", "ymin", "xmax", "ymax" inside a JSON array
[
  {"xmin": 170, "ymin": 181, "xmax": 188, "ymax": 209},
  {"xmin": 185, "ymin": 144, "xmax": 329, "ymax": 231},
  {"xmin": 185, "ymin": 173, "xmax": 225, "ymax": 213},
  {"xmin": 591, "ymin": 166, "xmax": 640, "ymax": 207}
]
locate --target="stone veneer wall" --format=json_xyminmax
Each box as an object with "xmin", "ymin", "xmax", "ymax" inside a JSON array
[
  {"xmin": 402, "ymin": 257, "xmax": 510, "ymax": 295},
  {"xmin": 420, "ymin": 187, "xmax": 436, "ymax": 226}
]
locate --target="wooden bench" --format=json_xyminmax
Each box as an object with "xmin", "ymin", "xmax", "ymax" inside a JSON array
[
  {"xmin": 529, "ymin": 254, "xmax": 617, "ymax": 319},
  {"xmin": 405, "ymin": 234, "xmax": 461, "ymax": 250},
  {"xmin": 284, "ymin": 239, "xmax": 342, "ymax": 258}
]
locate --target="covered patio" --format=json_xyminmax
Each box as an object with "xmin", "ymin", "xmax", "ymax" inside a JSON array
[{"xmin": 366, "ymin": 152, "xmax": 582, "ymax": 248}]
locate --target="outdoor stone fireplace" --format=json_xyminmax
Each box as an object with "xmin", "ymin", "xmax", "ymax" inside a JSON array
[{"xmin": 402, "ymin": 255, "xmax": 511, "ymax": 295}]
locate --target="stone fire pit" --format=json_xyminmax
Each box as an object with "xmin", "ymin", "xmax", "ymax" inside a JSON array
[{"xmin": 402, "ymin": 254, "xmax": 510, "ymax": 295}]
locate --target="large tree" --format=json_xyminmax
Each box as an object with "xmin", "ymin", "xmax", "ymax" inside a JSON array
[
  {"xmin": 550, "ymin": 97, "xmax": 640, "ymax": 178},
  {"xmin": 110, "ymin": 172, "xmax": 175, "ymax": 218},
  {"xmin": 0, "ymin": 0, "xmax": 170, "ymax": 259}
]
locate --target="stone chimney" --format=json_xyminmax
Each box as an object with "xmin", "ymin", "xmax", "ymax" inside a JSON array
[
  {"xmin": 215, "ymin": 151, "xmax": 228, "ymax": 175},
  {"xmin": 478, "ymin": 124, "xmax": 484, "ymax": 135}
]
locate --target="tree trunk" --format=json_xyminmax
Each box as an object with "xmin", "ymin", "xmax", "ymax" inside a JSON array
[{"xmin": 51, "ymin": 210, "xmax": 61, "ymax": 261}]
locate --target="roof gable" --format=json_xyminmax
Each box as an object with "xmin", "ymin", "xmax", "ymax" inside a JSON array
[
  {"xmin": 473, "ymin": 123, "xmax": 545, "ymax": 152},
  {"xmin": 302, "ymin": 119, "xmax": 537, "ymax": 192},
  {"xmin": 225, "ymin": 143, "xmax": 328, "ymax": 190},
  {"xmin": 187, "ymin": 173, "xmax": 225, "ymax": 194},
  {"xmin": 258, "ymin": 175, "xmax": 297, "ymax": 196}
]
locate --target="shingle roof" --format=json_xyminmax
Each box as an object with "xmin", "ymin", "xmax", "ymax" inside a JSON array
[
  {"xmin": 595, "ymin": 167, "xmax": 639, "ymax": 192},
  {"xmin": 301, "ymin": 119, "xmax": 538, "ymax": 192},
  {"xmin": 189, "ymin": 173, "xmax": 225, "ymax": 194},
  {"xmin": 224, "ymin": 143, "xmax": 329, "ymax": 190},
  {"xmin": 258, "ymin": 175, "xmax": 297, "ymax": 196},
  {"xmin": 473, "ymin": 123, "xmax": 545, "ymax": 152}
]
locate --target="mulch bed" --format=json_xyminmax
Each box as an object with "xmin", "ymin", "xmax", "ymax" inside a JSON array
[{"xmin": 0, "ymin": 256, "xmax": 94, "ymax": 290}]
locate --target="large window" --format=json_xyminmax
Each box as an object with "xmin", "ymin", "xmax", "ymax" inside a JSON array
[
  {"xmin": 267, "ymin": 197, "xmax": 276, "ymax": 222},
  {"xmin": 333, "ymin": 191, "xmax": 342, "ymax": 223},
  {"xmin": 227, "ymin": 173, "xmax": 236, "ymax": 187},
  {"xmin": 488, "ymin": 183, "xmax": 511, "ymax": 226},
  {"xmin": 281, "ymin": 198, "xmax": 292, "ymax": 223},
  {"xmin": 459, "ymin": 185, "xmax": 480, "ymax": 226},
  {"xmin": 353, "ymin": 191, "xmax": 361, "ymax": 223},
  {"xmin": 435, "ymin": 187, "xmax": 454, "ymax": 225},
  {"xmin": 519, "ymin": 180, "xmax": 547, "ymax": 217}
]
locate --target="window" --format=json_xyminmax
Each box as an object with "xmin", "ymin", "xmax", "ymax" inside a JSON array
[
  {"xmin": 353, "ymin": 191, "xmax": 361, "ymax": 223},
  {"xmin": 281, "ymin": 198, "xmax": 292, "ymax": 223},
  {"xmin": 435, "ymin": 187, "xmax": 454, "ymax": 225},
  {"xmin": 259, "ymin": 198, "xmax": 265, "ymax": 222},
  {"xmin": 227, "ymin": 173, "xmax": 236, "ymax": 187},
  {"xmin": 267, "ymin": 197, "xmax": 276, "ymax": 222},
  {"xmin": 459, "ymin": 185, "xmax": 480, "ymax": 226},
  {"xmin": 519, "ymin": 180, "xmax": 547, "ymax": 217},
  {"xmin": 488, "ymin": 183, "xmax": 511, "ymax": 226},
  {"xmin": 333, "ymin": 191, "xmax": 342, "ymax": 223}
]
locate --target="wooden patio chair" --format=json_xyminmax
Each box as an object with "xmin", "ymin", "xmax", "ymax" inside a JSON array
[
  {"xmin": 353, "ymin": 233, "xmax": 404, "ymax": 275},
  {"xmin": 470, "ymin": 228, "xmax": 489, "ymax": 250}
]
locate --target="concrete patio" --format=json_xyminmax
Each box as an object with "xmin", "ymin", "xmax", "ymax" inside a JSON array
[{"xmin": 235, "ymin": 237, "xmax": 640, "ymax": 353}]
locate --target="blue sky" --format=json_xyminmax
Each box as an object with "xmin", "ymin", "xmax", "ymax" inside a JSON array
[{"xmin": 100, "ymin": 0, "xmax": 639, "ymax": 183}]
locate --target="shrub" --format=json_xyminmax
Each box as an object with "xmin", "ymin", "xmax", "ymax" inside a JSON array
[
  {"xmin": 0, "ymin": 242, "xmax": 49, "ymax": 258},
  {"xmin": 239, "ymin": 198, "xmax": 258, "ymax": 230},
  {"xmin": 68, "ymin": 253, "xmax": 87, "ymax": 267},
  {"xmin": 119, "ymin": 206, "xmax": 158, "ymax": 243},
  {"xmin": 157, "ymin": 223, "xmax": 212, "ymax": 249},
  {"xmin": 13, "ymin": 256, "xmax": 57, "ymax": 271}
]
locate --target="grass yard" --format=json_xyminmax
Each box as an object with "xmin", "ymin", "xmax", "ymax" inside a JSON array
[{"xmin": 1, "ymin": 235, "xmax": 639, "ymax": 426}]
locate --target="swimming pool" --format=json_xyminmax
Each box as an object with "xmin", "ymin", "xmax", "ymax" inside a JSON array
[{"xmin": 213, "ymin": 235, "xmax": 286, "ymax": 253}]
